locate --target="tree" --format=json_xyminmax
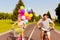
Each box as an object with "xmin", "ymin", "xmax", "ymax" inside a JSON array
[
  {"xmin": 0, "ymin": 12, "xmax": 12, "ymax": 19},
  {"xmin": 29, "ymin": 10, "xmax": 41, "ymax": 22},
  {"xmin": 55, "ymin": 3, "xmax": 60, "ymax": 22},
  {"xmin": 12, "ymin": 0, "xmax": 25, "ymax": 21},
  {"xmin": 47, "ymin": 11, "xmax": 52, "ymax": 19}
]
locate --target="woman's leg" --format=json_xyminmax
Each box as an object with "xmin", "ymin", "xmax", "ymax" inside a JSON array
[{"xmin": 22, "ymin": 29, "xmax": 25, "ymax": 40}]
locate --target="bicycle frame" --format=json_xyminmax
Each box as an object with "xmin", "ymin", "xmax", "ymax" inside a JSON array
[{"xmin": 43, "ymin": 31, "xmax": 48, "ymax": 40}]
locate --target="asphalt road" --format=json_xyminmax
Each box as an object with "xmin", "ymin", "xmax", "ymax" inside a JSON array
[
  {"xmin": 24, "ymin": 24, "xmax": 60, "ymax": 40},
  {"xmin": 0, "ymin": 23, "xmax": 60, "ymax": 40}
]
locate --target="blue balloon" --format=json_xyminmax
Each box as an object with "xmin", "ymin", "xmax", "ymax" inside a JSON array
[{"xmin": 27, "ymin": 8, "xmax": 31, "ymax": 12}]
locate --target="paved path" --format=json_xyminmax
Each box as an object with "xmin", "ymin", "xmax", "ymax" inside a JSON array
[
  {"xmin": 0, "ymin": 23, "xmax": 60, "ymax": 40},
  {"xmin": 24, "ymin": 24, "xmax": 60, "ymax": 40}
]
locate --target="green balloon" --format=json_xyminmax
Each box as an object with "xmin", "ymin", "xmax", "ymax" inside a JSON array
[{"xmin": 24, "ymin": 20, "xmax": 28, "ymax": 24}]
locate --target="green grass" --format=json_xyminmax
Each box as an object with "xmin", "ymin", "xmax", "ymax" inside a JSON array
[
  {"xmin": 55, "ymin": 22, "xmax": 60, "ymax": 31},
  {"xmin": 0, "ymin": 19, "xmax": 34, "ymax": 34},
  {"xmin": 0, "ymin": 19, "xmax": 13, "ymax": 33}
]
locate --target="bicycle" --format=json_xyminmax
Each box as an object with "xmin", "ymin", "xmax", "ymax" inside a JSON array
[
  {"xmin": 39, "ymin": 28, "xmax": 54, "ymax": 40},
  {"xmin": 12, "ymin": 28, "xmax": 22, "ymax": 40}
]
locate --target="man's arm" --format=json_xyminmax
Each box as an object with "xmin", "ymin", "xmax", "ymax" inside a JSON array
[
  {"xmin": 49, "ymin": 19, "xmax": 55, "ymax": 29},
  {"xmin": 51, "ymin": 21, "xmax": 55, "ymax": 29},
  {"xmin": 37, "ymin": 20, "xmax": 41, "ymax": 28}
]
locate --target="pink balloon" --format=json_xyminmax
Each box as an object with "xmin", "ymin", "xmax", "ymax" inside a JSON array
[
  {"xmin": 20, "ymin": 9, "xmax": 25, "ymax": 14},
  {"xmin": 21, "ymin": 16, "xmax": 26, "ymax": 20},
  {"xmin": 18, "ymin": 10, "xmax": 21, "ymax": 14},
  {"xmin": 18, "ymin": 14, "xmax": 22, "ymax": 18},
  {"xmin": 18, "ymin": 9, "xmax": 24, "ymax": 16}
]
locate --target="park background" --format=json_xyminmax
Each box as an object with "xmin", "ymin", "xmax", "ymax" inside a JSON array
[{"xmin": 0, "ymin": 0, "xmax": 60, "ymax": 34}]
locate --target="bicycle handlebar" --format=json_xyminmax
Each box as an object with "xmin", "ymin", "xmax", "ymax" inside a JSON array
[{"xmin": 39, "ymin": 27, "xmax": 54, "ymax": 31}]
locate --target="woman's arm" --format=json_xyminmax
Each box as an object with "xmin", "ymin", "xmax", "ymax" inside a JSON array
[
  {"xmin": 12, "ymin": 22, "xmax": 17, "ymax": 28},
  {"xmin": 23, "ymin": 22, "xmax": 27, "ymax": 28}
]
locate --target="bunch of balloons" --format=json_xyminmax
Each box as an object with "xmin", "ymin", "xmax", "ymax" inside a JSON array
[{"xmin": 18, "ymin": 6, "xmax": 33, "ymax": 24}]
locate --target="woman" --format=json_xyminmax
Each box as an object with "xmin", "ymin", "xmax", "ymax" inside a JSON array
[{"xmin": 12, "ymin": 17, "xmax": 27, "ymax": 40}]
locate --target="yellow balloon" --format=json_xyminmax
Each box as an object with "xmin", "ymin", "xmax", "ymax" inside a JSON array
[
  {"xmin": 24, "ymin": 12, "xmax": 29, "ymax": 16},
  {"xmin": 20, "ymin": 6, "xmax": 24, "ymax": 9},
  {"xmin": 29, "ymin": 14, "xmax": 33, "ymax": 17}
]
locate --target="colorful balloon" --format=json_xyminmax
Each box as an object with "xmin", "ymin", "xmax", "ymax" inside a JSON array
[
  {"xmin": 20, "ymin": 6, "xmax": 24, "ymax": 10},
  {"xmin": 28, "ymin": 10, "xmax": 32, "ymax": 14},
  {"xmin": 24, "ymin": 20, "xmax": 28, "ymax": 24},
  {"xmin": 20, "ymin": 9, "xmax": 25, "ymax": 14},
  {"xmin": 18, "ymin": 9, "xmax": 21, "ymax": 14},
  {"xmin": 29, "ymin": 14, "xmax": 33, "ymax": 17},
  {"xmin": 26, "ymin": 16, "xmax": 31, "ymax": 20},
  {"xmin": 18, "ymin": 13, "xmax": 22, "ymax": 18},
  {"xmin": 21, "ymin": 16, "xmax": 26, "ymax": 20},
  {"xmin": 27, "ymin": 8, "xmax": 31, "ymax": 12},
  {"xmin": 24, "ymin": 12, "xmax": 29, "ymax": 17}
]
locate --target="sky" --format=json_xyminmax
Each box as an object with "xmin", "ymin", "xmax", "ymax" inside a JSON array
[{"xmin": 0, "ymin": 0, "xmax": 60, "ymax": 18}]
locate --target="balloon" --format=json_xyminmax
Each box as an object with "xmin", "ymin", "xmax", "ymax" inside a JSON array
[
  {"xmin": 27, "ymin": 8, "xmax": 31, "ymax": 12},
  {"xmin": 24, "ymin": 20, "xmax": 28, "ymax": 24},
  {"xmin": 18, "ymin": 13, "xmax": 22, "ymax": 18},
  {"xmin": 21, "ymin": 16, "xmax": 26, "ymax": 20},
  {"xmin": 26, "ymin": 16, "xmax": 31, "ymax": 20},
  {"xmin": 28, "ymin": 10, "xmax": 32, "ymax": 14},
  {"xmin": 20, "ymin": 9, "xmax": 25, "ymax": 14},
  {"xmin": 20, "ymin": 6, "xmax": 24, "ymax": 9},
  {"xmin": 18, "ymin": 9, "xmax": 21, "ymax": 14},
  {"xmin": 29, "ymin": 14, "xmax": 33, "ymax": 17},
  {"xmin": 24, "ymin": 12, "xmax": 29, "ymax": 17}
]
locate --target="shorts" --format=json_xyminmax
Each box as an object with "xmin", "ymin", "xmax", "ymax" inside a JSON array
[{"xmin": 41, "ymin": 27, "xmax": 50, "ymax": 32}]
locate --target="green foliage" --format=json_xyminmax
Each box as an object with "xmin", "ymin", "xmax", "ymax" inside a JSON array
[
  {"xmin": 55, "ymin": 3, "xmax": 60, "ymax": 22},
  {"xmin": 12, "ymin": 0, "xmax": 25, "ymax": 21},
  {"xmin": 47, "ymin": 11, "xmax": 52, "ymax": 19},
  {"xmin": 29, "ymin": 10, "xmax": 41, "ymax": 22},
  {"xmin": 0, "ymin": 19, "xmax": 13, "ymax": 33},
  {"xmin": 35, "ymin": 15, "xmax": 41, "ymax": 21},
  {"xmin": 0, "ymin": 12, "xmax": 12, "ymax": 19}
]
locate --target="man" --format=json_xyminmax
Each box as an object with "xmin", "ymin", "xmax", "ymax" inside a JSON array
[{"xmin": 37, "ymin": 14, "xmax": 55, "ymax": 40}]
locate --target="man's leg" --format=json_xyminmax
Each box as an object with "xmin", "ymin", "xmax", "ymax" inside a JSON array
[
  {"xmin": 47, "ymin": 32, "xmax": 51, "ymax": 40},
  {"xmin": 40, "ymin": 30, "xmax": 44, "ymax": 40}
]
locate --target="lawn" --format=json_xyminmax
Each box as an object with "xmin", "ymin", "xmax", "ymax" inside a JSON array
[
  {"xmin": 0, "ymin": 19, "xmax": 13, "ymax": 33},
  {"xmin": 0, "ymin": 19, "xmax": 60, "ymax": 34},
  {"xmin": 55, "ymin": 22, "xmax": 60, "ymax": 31}
]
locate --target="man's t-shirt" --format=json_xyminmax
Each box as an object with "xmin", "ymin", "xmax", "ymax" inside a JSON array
[{"xmin": 38, "ymin": 18, "xmax": 53, "ymax": 31}]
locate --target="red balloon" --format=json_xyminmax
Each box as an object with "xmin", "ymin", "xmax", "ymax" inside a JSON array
[{"xmin": 26, "ymin": 16, "xmax": 31, "ymax": 20}]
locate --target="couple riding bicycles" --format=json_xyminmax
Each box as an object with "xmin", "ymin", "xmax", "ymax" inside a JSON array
[{"xmin": 12, "ymin": 13, "xmax": 55, "ymax": 40}]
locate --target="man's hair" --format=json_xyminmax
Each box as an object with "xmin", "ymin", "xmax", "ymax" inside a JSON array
[{"xmin": 43, "ymin": 14, "xmax": 48, "ymax": 17}]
